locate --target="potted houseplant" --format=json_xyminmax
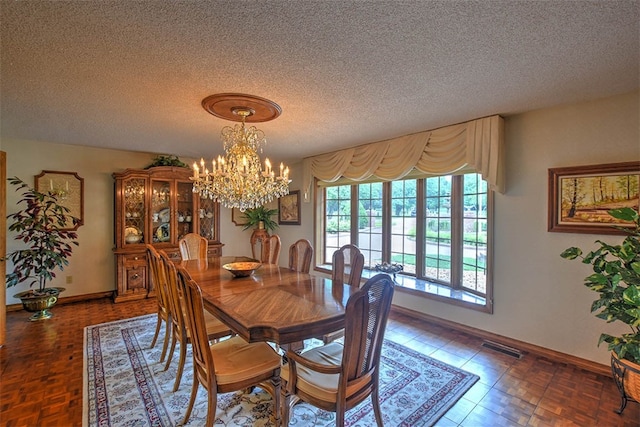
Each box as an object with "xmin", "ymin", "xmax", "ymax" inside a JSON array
[
  {"xmin": 2, "ymin": 177, "xmax": 80, "ymax": 321},
  {"xmin": 242, "ymin": 206, "xmax": 279, "ymax": 233},
  {"xmin": 560, "ymin": 207, "xmax": 640, "ymax": 413}
]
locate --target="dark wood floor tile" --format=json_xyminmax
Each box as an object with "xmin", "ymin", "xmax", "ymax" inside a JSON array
[
  {"xmin": 441, "ymin": 397, "xmax": 477, "ymax": 424},
  {"xmin": 430, "ymin": 348, "xmax": 470, "ymax": 368},
  {"xmin": 417, "ymin": 329, "xmax": 455, "ymax": 348},
  {"xmin": 462, "ymin": 359, "xmax": 508, "ymax": 387},
  {"xmin": 477, "ymin": 388, "xmax": 536, "ymax": 425},
  {"xmin": 440, "ymin": 338, "xmax": 482, "ymax": 360},
  {"xmin": 460, "ymin": 380, "xmax": 492, "ymax": 404},
  {"xmin": 400, "ymin": 337, "xmax": 440, "ymax": 355},
  {"xmin": 527, "ymin": 407, "xmax": 584, "ymax": 426},
  {"xmin": 461, "ymin": 403, "xmax": 524, "ymax": 427},
  {"xmin": 494, "ymin": 372, "xmax": 547, "ymax": 405}
]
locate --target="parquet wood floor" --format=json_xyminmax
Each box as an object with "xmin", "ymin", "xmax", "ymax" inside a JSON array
[{"xmin": 0, "ymin": 298, "xmax": 638, "ymax": 426}]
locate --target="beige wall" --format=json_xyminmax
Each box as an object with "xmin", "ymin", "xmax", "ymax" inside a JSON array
[
  {"xmin": 3, "ymin": 90, "xmax": 639, "ymax": 365},
  {"xmin": 3, "ymin": 141, "xmax": 155, "ymax": 304},
  {"xmin": 392, "ymin": 91, "xmax": 640, "ymax": 365}
]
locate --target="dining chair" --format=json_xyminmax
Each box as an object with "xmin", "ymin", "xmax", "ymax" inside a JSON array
[
  {"xmin": 158, "ymin": 251, "xmax": 233, "ymax": 392},
  {"xmin": 281, "ymin": 273, "xmax": 395, "ymax": 427},
  {"xmin": 288, "ymin": 239, "xmax": 313, "ymax": 273},
  {"xmin": 332, "ymin": 244, "xmax": 365, "ymax": 288},
  {"xmin": 146, "ymin": 244, "xmax": 172, "ymax": 363},
  {"xmin": 178, "ymin": 233, "xmax": 208, "ymax": 260},
  {"xmin": 322, "ymin": 244, "xmax": 366, "ymax": 344},
  {"xmin": 265, "ymin": 234, "xmax": 282, "ymax": 264},
  {"xmin": 176, "ymin": 266, "xmax": 282, "ymax": 427},
  {"xmin": 250, "ymin": 232, "xmax": 281, "ymax": 264}
]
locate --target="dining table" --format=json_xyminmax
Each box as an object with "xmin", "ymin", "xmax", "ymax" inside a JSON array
[{"xmin": 176, "ymin": 256, "xmax": 358, "ymax": 345}]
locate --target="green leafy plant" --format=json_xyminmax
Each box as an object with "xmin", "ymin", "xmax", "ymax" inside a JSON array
[
  {"xmin": 145, "ymin": 155, "xmax": 188, "ymax": 169},
  {"xmin": 242, "ymin": 206, "xmax": 279, "ymax": 233},
  {"xmin": 2, "ymin": 177, "xmax": 80, "ymax": 294},
  {"xmin": 561, "ymin": 207, "xmax": 640, "ymax": 364}
]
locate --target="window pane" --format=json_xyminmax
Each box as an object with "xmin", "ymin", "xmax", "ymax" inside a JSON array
[
  {"xmin": 424, "ymin": 176, "xmax": 452, "ymax": 283},
  {"xmin": 462, "ymin": 174, "xmax": 487, "ymax": 294},
  {"xmin": 325, "ymin": 185, "xmax": 351, "ymax": 264},
  {"xmin": 390, "ymin": 180, "xmax": 417, "ymax": 274},
  {"xmin": 357, "ymin": 182, "xmax": 383, "ymax": 268}
]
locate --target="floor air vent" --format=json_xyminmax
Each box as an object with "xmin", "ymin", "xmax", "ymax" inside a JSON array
[{"xmin": 481, "ymin": 340, "xmax": 523, "ymax": 359}]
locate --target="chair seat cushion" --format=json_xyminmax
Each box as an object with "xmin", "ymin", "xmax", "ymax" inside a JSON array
[
  {"xmin": 281, "ymin": 342, "xmax": 343, "ymax": 402},
  {"xmin": 203, "ymin": 311, "xmax": 233, "ymax": 338},
  {"xmin": 211, "ymin": 336, "xmax": 281, "ymax": 385}
]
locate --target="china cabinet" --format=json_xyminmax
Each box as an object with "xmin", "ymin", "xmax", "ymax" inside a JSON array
[{"xmin": 113, "ymin": 167, "xmax": 222, "ymax": 302}]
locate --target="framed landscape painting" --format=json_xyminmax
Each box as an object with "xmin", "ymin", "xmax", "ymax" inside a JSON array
[{"xmin": 548, "ymin": 161, "xmax": 640, "ymax": 234}]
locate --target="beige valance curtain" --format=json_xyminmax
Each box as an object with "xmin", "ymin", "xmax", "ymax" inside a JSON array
[{"xmin": 302, "ymin": 115, "xmax": 504, "ymax": 198}]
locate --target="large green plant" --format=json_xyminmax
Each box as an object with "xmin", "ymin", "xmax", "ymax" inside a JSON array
[
  {"xmin": 561, "ymin": 207, "xmax": 640, "ymax": 364},
  {"xmin": 3, "ymin": 177, "xmax": 80, "ymax": 294},
  {"xmin": 242, "ymin": 206, "xmax": 279, "ymax": 233}
]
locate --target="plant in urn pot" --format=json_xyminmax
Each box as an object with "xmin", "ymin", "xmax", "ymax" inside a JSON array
[
  {"xmin": 561, "ymin": 207, "xmax": 640, "ymax": 413},
  {"xmin": 2, "ymin": 177, "xmax": 80, "ymax": 320}
]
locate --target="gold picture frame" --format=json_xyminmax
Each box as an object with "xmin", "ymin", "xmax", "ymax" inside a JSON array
[
  {"xmin": 278, "ymin": 190, "xmax": 301, "ymax": 225},
  {"xmin": 34, "ymin": 170, "xmax": 84, "ymax": 231},
  {"xmin": 548, "ymin": 161, "xmax": 639, "ymax": 234},
  {"xmin": 231, "ymin": 208, "xmax": 248, "ymax": 226}
]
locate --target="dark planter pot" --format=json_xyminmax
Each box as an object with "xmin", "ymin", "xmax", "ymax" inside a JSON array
[
  {"xmin": 611, "ymin": 351, "xmax": 640, "ymax": 414},
  {"xmin": 13, "ymin": 287, "xmax": 65, "ymax": 321}
]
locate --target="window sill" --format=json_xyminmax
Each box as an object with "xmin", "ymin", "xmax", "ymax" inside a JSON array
[{"xmin": 316, "ymin": 265, "xmax": 489, "ymax": 312}]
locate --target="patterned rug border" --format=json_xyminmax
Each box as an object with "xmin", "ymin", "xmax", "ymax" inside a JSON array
[{"xmin": 83, "ymin": 314, "xmax": 479, "ymax": 427}]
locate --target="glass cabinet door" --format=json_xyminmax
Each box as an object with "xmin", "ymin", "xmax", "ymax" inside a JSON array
[
  {"xmin": 123, "ymin": 178, "xmax": 146, "ymax": 245},
  {"xmin": 151, "ymin": 180, "xmax": 172, "ymax": 243},
  {"xmin": 199, "ymin": 196, "xmax": 218, "ymax": 241},
  {"xmin": 176, "ymin": 181, "xmax": 194, "ymax": 240}
]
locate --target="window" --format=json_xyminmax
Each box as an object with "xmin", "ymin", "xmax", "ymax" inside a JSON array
[
  {"xmin": 319, "ymin": 173, "xmax": 492, "ymax": 312},
  {"xmin": 357, "ymin": 183, "xmax": 383, "ymax": 268}
]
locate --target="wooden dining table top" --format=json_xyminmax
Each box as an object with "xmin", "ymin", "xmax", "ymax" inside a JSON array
[{"xmin": 177, "ymin": 256, "xmax": 358, "ymax": 345}]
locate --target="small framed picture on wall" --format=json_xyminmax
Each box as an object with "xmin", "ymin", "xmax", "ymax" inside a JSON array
[{"xmin": 278, "ymin": 190, "xmax": 301, "ymax": 225}]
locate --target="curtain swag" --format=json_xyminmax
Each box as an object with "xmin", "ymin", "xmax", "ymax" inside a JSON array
[{"xmin": 302, "ymin": 115, "xmax": 504, "ymax": 200}]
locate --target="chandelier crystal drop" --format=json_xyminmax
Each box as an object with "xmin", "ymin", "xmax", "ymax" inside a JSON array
[{"xmin": 191, "ymin": 104, "xmax": 290, "ymax": 211}]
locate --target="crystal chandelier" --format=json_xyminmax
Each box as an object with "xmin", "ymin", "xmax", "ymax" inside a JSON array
[{"xmin": 191, "ymin": 94, "xmax": 290, "ymax": 211}]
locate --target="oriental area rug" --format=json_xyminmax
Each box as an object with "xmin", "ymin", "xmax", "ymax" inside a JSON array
[{"xmin": 83, "ymin": 314, "xmax": 479, "ymax": 427}]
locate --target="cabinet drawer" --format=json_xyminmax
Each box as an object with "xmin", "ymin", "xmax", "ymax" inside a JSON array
[
  {"xmin": 123, "ymin": 253, "xmax": 147, "ymax": 265},
  {"xmin": 207, "ymin": 247, "xmax": 221, "ymax": 257},
  {"xmin": 164, "ymin": 249, "xmax": 182, "ymax": 261},
  {"xmin": 126, "ymin": 266, "xmax": 147, "ymax": 290}
]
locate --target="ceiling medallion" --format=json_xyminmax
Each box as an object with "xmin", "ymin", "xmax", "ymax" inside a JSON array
[{"xmin": 192, "ymin": 93, "xmax": 290, "ymax": 211}]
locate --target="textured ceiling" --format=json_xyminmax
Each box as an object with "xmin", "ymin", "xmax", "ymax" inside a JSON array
[{"xmin": 1, "ymin": 1, "xmax": 638, "ymax": 164}]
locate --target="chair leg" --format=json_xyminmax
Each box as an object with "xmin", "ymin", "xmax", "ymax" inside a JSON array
[
  {"xmin": 372, "ymin": 389, "xmax": 383, "ymax": 426},
  {"xmin": 183, "ymin": 375, "xmax": 199, "ymax": 425},
  {"xmin": 205, "ymin": 384, "xmax": 218, "ymax": 427},
  {"xmin": 336, "ymin": 406, "xmax": 345, "ymax": 427},
  {"xmin": 272, "ymin": 376, "xmax": 281, "ymax": 427},
  {"xmin": 172, "ymin": 339, "xmax": 187, "ymax": 391},
  {"xmin": 159, "ymin": 317, "xmax": 171, "ymax": 363},
  {"xmin": 281, "ymin": 388, "xmax": 291, "ymax": 427},
  {"xmin": 150, "ymin": 314, "xmax": 162, "ymax": 349},
  {"xmin": 164, "ymin": 334, "xmax": 177, "ymax": 371}
]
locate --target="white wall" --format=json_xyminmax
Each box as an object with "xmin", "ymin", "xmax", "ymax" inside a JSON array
[{"xmin": 3, "ymin": 91, "xmax": 638, "ymax": 365}]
